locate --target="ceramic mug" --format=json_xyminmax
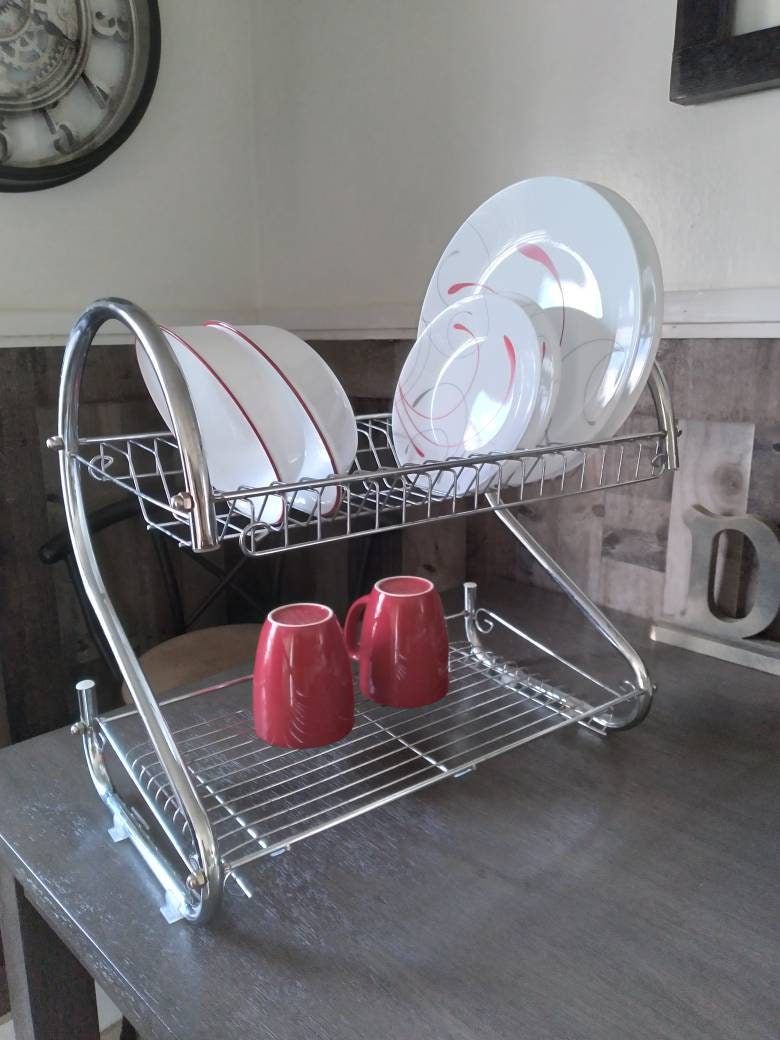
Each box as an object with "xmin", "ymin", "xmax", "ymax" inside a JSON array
[
  {"xmin": 344, "ymin": 576, "xmax": 449, "ymax": 708},
  {"xmin": 253, "ymin": 603, "xmax": 354, "ymax": 748}
]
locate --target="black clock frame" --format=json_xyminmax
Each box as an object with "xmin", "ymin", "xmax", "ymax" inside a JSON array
[{"xmin": 0, "ymin": 0, "xmax": 161, "ymax": 192}]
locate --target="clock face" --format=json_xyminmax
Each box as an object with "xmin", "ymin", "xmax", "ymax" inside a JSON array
[{"xmin": 0, "ymin": 0, "xmax": 159, "ymax": 190}]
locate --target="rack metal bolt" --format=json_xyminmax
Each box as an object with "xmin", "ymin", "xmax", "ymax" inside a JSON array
[
  {"xmin": 70, "ymin": 721, "xmax": 87, "ymax": 736},
  {"xmin": 171, "ymin": 491, "xmax": 194, "ymax": 512},
  {"xmin": 186, "ymin": 870, "xmax": 207, "ymax": 890},
  {"xmin": 46, "ymin": 435, "xmax": 64, "ymax": 451}
]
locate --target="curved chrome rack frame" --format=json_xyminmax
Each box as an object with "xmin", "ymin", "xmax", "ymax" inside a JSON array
[{"xmin": 51, "ymin": 299, "xmax": 679, "ymax": 924}]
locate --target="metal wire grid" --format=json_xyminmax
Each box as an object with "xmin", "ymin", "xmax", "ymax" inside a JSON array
[
  {"xmin": 73, "ymin": 415, "xmax": 669, "ymax": 558},
  {"xmin": 99, "ymin": 641, "xmax": 638, "ymax": 876}
]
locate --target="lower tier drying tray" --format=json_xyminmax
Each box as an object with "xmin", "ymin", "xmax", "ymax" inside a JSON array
[{"xmin": 98, "ymin": 635, "xmax": 640, "ymax": 885}]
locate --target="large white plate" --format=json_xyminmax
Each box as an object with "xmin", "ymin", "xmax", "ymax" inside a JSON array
[
  {"xmin": 393, "ymin": 292, "xmax": 560, "ymax": 496},
  {"xmin": 205, "ymin": 322, "xmax": 357, "ymax": 516},
  {"xmin": 137, "ymin": 326, "xmax": 307, "ymax": 526},
  {"xmin": 419, "ymin": 177, "xmax": 663, "ymax": 475}
]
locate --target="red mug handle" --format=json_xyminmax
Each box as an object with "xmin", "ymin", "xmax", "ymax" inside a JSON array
[{"xmin": 343, "ymin": 595, "xmax": 370, "ymax": 661}]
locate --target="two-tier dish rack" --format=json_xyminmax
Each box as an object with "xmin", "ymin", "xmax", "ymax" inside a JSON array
[{"xmin": 49, "ymin": 299, "xmax": 679, "ymax": 924}]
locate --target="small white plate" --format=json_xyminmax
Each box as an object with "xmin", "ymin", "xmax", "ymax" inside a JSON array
[
  {"xmin": 205, "ymin": 322, "xmax": 357, "ymax": 516},
  {"xmin": 419, "ymin": 177, "xmax": 663, "ymax": 478},
  {"xmin": 392, "ymin": 293, "xmax": 559, "ymax": 496},
  {"xmin": 137, "ymin": 326, "xmax": 307, "ymax": 526}
]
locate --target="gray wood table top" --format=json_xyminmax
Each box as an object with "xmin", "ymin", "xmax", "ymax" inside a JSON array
[{"xmin": 0, "ymin": 585, "xmax": 777, "ymax": 1040}]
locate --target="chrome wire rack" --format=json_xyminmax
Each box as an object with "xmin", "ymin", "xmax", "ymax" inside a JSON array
[
  {"xmin": 98, "ymin": 625, "xmax": 641, "ymax": 894},
  {"xmin": 51, "ymin": 299, "xmax": 679, "ymax": 925},
  {"xmin": 72, "ymin": 414, "xmax": 671, "ymax": 558}
]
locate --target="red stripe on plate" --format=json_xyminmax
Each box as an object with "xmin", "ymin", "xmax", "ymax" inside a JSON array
[
  {"xmin": 205, "ymin": 321, "xmax": 343, "ymax": 516},
  {"xmin": 160, "ymin": 325, "xmax": 283, "ymax": 481}
]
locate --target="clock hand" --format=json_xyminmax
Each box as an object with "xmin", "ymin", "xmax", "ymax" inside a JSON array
[
  {"xmin": 82, "ymin": 71, "xmax": 109, "ymax": 108},
  {"xmin": 38, "ymin": 105, "xmax": 77, "ymax": 152}
]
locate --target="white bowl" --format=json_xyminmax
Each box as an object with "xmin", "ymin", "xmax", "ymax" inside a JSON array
[
  {"xmin": 137, "ymin": 325, "xmax": 308, "ymax": 526},
  {"xmin": 207, "ymin": 322, "xmax": 357, "ymax": 514}
]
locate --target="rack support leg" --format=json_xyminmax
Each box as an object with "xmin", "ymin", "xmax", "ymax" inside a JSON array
[
  {"xmin": 482, "ymin": 497, "xmax": 654, "ymax": 729},
  {"xmin": 74, "ymin": 681, "xmax": 202, "ymax": 924}
]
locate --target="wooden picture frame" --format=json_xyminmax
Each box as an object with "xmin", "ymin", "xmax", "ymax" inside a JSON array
[{"xmin": 671, "ymin": 0, "xmax": 780, "ymax": 104}]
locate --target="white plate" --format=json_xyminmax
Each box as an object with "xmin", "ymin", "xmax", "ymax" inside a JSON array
[
  {"xmin": 496, "ymin": 295, "xmax": 562, "ymax": 487},
  {"xmin": 392, "ymin": 292, "xmax": 560, "ymax": 496},
  {"xmin": 137, "ymin": 326, "xmax": 307, "ymax": 526},
  {"xmin": 584, "ymin": 181, "xmax": 663, "ymax": 432},
  {"xmin": 205, "ymin": 322, "xmax": 357, "ymax": 516},
  {"xmin": 419, "ymin": 177, "xmax": 663, "ymax": 477}
]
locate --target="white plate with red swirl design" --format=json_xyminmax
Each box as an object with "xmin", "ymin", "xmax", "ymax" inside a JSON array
[
  {"xmin": 419, "ymin": 177, "xmax": 663, "ymax": 477},
  {"xmin": 137, "ymin": 325, "xmax": 302, "ymax": 527},
  {"xmin": 392, "ymin": 292, "xmax": 560, "ymax": 496}
]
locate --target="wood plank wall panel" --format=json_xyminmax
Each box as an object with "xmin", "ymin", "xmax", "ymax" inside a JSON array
[
  {"xmin": 0, "ymin": 345, "xmax": 189, "ymax": 738},
  {"xmin": 467, "ymin": 338, "xmax": 780, "ymax": 634},
  {"xmin": 2, "ymin": 335, "xmax": 776, "ymax": 749},
  {"xmin": 0, "ymin": 337, "xmax": 444, "ymax": 744},
  {"xmin": 1, "ymin": 348, "xmax": 77, "ymax": 740}
]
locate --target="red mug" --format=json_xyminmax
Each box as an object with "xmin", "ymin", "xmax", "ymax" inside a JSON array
[
  {"xmin": 344, "ymin": 576, "xmax": 449, "ymax": 708},
  {"xmin": 253, "ymin": 603, "xmax": 354, "ymax": 748}
]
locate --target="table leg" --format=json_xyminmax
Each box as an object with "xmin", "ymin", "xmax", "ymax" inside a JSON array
[{"xmin": 0, "ymin": 868, "xmax": 100, "ymax": 1040}]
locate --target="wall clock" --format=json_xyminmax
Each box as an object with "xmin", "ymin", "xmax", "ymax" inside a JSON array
[{"xmin": 0, "ymin": 0, "xmax": 160, "ymax": 191}]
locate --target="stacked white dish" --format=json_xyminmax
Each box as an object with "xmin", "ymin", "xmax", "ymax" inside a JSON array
[
  {"xmin": 136, "ymin": 176, "xmax": 662, "ymax": 515},
  {"xmin": 137, "ymin": 323, "xmax": 357, "ymax": 524},
  {"xmin": 392, "ymin": 292, "xmax": 560, "ymax": 496},
  {"xmin": 394, "ymin": 176, "xmax": 664, "ymax": 490}
]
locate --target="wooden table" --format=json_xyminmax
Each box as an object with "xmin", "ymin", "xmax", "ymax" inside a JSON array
[{"xmin": 0, "ymin": 588, "xmax": 777, "ymax": 1040}]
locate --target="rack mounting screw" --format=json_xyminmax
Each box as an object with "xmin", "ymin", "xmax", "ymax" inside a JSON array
[
  {"xmin": 186, "ymin": 870, "xmax": 207, "ymax": 890},
  {"xmin": 46, "ymin": 435, "xmax": 64, "ymax": 451},
  {"xmin": 171, "ymin": 492, "xmax": 194, "ymax": 512},
  {"xmin": 70, "ymin": 721, "xmax": 87, "ymax": 736}
]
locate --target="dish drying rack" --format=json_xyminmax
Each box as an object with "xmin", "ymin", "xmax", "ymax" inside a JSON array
[{"xmin": 50, "ymin": 299, "xmax": 679, "ymax": 924}]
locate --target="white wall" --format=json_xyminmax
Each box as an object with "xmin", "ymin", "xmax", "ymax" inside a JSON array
[
  {"xmin": 3, "ymin": 1, "xmax": 779, "ymax": 344},
  {"xmin": 733, "ymin": 0, "xmax": 780, "ymax": 35},
  {"xmin": 252, "ymin": 0, "xmax": 780, "ymax": 329},
  {"xmin": 0, "ymin": 0, "xmax": 259, "ymax": 343}
]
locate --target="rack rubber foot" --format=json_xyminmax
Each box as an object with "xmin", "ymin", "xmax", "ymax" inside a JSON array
[
  {"xmin": 160, "ymin": 891, "xmax": 186, "ymax": 924},
  {"xmin": 108, "ymin": 815, "xmax": 130, "ymax": 843}
]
